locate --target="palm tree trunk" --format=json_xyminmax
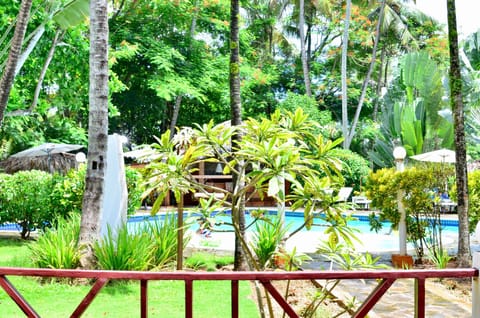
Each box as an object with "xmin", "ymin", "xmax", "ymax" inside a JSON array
[
  {"xmin": 373, "ymin": 48, "xmax": 386, "ymax": 121},
  {"xmin": 30, "ymin": 29, "xmax": 64, "ymax": 111},
  {"xmin": 446, "ymin": 0, "xmax": 470, "ymax": 267},
  {"xmin": 169, "ymin": 95, "xmax": 183, "ymax": 138},
  {"xmin": 230, "ymin": 0, "xmax": 247, "ymax": 271},
  {"xmin": 169, "ymin": 2, "xmax": 199, "ymax": 139},
  {"xmin": 79, "ymin": 0, "xmax": 109, "ymax": 269},
  {"xmin": 299, "ymin": 0, "xmax": 311, "ymax": 97},
  {"xmin": 341, "ymin": 0, "xmax": 351, "ymax": 149},
  {"xmin": 0, "ymin": 0, "xmax": 33, "ymax": 127},
  {"xmin": 346, "ymin": 0, "xmax": 386, "ymax": 148}
]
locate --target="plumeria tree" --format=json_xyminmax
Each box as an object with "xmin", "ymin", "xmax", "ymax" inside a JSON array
[{"xmin": 142, "ymin": 108, "xmax": 351, "ymax": 271}]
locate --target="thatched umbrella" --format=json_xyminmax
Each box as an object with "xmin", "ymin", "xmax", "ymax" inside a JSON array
[{"xmin": 0, "ymin": 143, "xmax": 84, "ymax": 174}]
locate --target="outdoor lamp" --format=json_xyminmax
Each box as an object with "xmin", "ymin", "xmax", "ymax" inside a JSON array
[
  {"xmin": 75, "ymin": 152, "xmax": 86, "ymax": 163},
  {"xmin": 391, "ymin": 145, "xmax": 412, "ymax": 267},
  {"xmin": 393, "ymin": 146, "xmax": 406, "ymax": 172}
]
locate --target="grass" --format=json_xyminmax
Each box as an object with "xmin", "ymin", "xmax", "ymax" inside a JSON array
[
  {"xmin": 185, "ymin": 252, "xmax": 234, "ymax": 271},
  {"xmin": 0, "ymin": 237, "xmax": 260, "ymax": 317}
]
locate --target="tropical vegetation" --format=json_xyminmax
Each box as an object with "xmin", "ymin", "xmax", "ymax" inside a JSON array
[{"xmin": 0, "ymin": 0, "xmax": 479, "ymax": 289}]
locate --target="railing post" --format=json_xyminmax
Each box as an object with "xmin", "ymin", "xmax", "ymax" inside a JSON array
[
  {"xmin": 414, "ymin": 278, "xmax": 425, "ymax": 318},
  {"xmin": 185, "ymin": 280, "xmax": 193, "ymax": 318},
  {"xmin": 141, "ymin": 280, "xmax": 148, "ymax": 318},
  {"xmin": 231, "ymin": 280, "xmax": 239, "ymax": 318},
  {"xmin": 472, "ymin": 252, "xmax": 480, "ymax": 317}
]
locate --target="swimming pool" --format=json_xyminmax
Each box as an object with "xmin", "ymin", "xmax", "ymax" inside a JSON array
[{"xmin": 127, "ymin": 209, "xmax": 459, "ymax": 253}]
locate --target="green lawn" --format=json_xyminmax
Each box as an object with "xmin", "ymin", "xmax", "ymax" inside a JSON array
[{"xmin": 0, "ymin": 237, "xmax": 260, "ymax": 317}]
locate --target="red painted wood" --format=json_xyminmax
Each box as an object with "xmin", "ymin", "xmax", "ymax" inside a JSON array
[
  {"xmin": 415, "ymin": 278, "xmax": 426, "ymax": 318},
  {"xmin": 141, "ymin": 280, "xmax": 148, "ymax": 318},
  {"xmin": 261, "ymin": 280, "xmax": 299, "ymax": 318},
  {"xmin": 353, "ymin": 278, "xmax": 396, "ymax": 318},
  {"xmin": 70, "ymin": 277, "xmax": 108, "ymax": 318},
  {"xmin": 185, "ymin": 280, "xmax": 193, "ymax": 318},
  {"xmin": 0, "ymin": 267, "xmax": 476, "ymax": 281},
  {"xmin": 0, "ymin": 276, "xmax": 40, "ymax": 317},
  {"xmin": 231, "ymin": 280, "xmax": 239, "ymax": 318},
  {"xmin": 0, "ymin": 267, "xmax": 477, "ymax": 317}
]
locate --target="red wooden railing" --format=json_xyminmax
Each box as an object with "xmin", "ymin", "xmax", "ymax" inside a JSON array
[{"xmin": 0, "ymin": 267, "xmax": 477, "ymax": 318}]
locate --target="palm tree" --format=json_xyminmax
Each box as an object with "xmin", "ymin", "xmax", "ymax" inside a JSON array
[
  {"xmin": 446, "ymin": 0, "xmax": 470, "ymax": 267},
  {"xmin": 0, "ymin": 0, "xmax": 33, "ymax": 127},
  {"xmin": 230, "ymin": 0, "xmax": 248, "ymax": 271},
  {"xmin": 341, "ymin": 0, "xmax": 351, "ymax": 149},
  {"xmin": 78, "ymin": 0, "xmax": 109, "ymax": 269},
  {"xmin": 299, "ymin": 0, "xmax": 312, "ymax": 97}
]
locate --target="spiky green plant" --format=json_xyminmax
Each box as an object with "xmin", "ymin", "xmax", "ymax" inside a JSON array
[
  {"xmin": 146, "ymin": 214, "xmax": 192, "ymax": 269},
  {"xmin": 29, "ymin": 213, "xmax": 81, "ymax": 269},
  {"xmin": 94, "ymin": 224, "xmax": 154, "ymax": 271},
  {"xmin": 250, "ymin": 217, "xmax": 289, "ymax": 268}
]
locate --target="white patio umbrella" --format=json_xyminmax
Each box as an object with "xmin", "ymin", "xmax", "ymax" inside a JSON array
[
  {"xmin": 410, "ymin": 148, "xmax": 471, "ymax": 192},
  {"xmin": 11, "ymin": 143, "xmax": 84, "ymax": 158},
  {"xmin": 410, "ymin": 148, "xmax": 457, "ymax": 163},
  {"xmin": 1, "ymin": 143, "xmax": 85, "ymax": 174}
]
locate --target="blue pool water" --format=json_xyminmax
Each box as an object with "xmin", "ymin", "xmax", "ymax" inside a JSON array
[
  {"xmin": 127, "ymin": 209, "xmax": 459, "ymax": 237},
  {"xmin": 127, "ymin": 210, "xmax": 459, "ymax": 252}
]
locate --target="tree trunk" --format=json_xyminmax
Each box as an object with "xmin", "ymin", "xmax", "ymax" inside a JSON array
[
  {"xmin": 169, "ymin": 95, "xmax": 183, "ymax": 138},
  {"xmin": 15, "ymin": 23, "xmax": 46, "ymax": 76},
  {"xmin": 30, "ymin": 29, "xmax": 64, "ymax": 111},
  {"xmin": 299, "ymin": 0, "xmax": 311, "ymax": 97},
  {"xmin": 447, "ymin": 0, "xmax": 470, "ymax": 267},
  {"xmin": 373, "ymin": 48, "xmax": 386, "ymax": 121},
  {"xmin": 78, "ymin": 0, "xmax": 109, "ymax": 269},
  {"xmin": 0, "ymin": 0, "xmax": 33, "ymax": 127},
  {"xmin": 341, "ymin": 0, "xmax": 351, "ymax": 149},
  {"xmin": 230, "ymin": 0, "xmax": 247, "ymax": 271},
  {"xmin": 169, "ymin": 2, "xmax": 198, "ymax": 139},
  {"xmin": 345, "ymin": 0, "xmax": 386, "ymax": 148}
]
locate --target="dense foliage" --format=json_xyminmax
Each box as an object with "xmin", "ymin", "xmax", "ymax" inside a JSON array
[
  {"xmin": 0, "ymin": 170, "xmax": 57, "ymax": 238},
  {"xmin": 0, "ymin": 166, "xmax": 144, "ymax": 239},
  {"xmin": 365, "ymin": 165, "xmax": 455, "ymax": 260}
]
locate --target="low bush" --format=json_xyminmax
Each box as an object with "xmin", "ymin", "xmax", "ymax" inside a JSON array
[
  {"xmin": 145, "ymin": 213, "xmax": 192, "ymax": 269},
  {"xmin": 0, "ymin": 166, "xmax": 144, "ymax": 239},
  {"xmin": 125, "ymin": 167, "xmax": 144, "ymax": 215},
  {"xmin": 29, "ymin": 213, "xmax": 81, "ymax": 269},
  {"xmin": 329, "ymin": 148, "xmax": 371, "ymax": 194},
  {"xmin": 94, "ymin": 224, "xmax": 155, "ymax": 271},
  {"xmin": 250, "ymin": 217, "xmax": 289, "ymax": 269},
  {"xmin": 365, "ymin": 166, "xmax": 445, "ymax": 261},
  {"xmin": 0, "ymin": 170, "xmax": 55, "ymax": 238}
]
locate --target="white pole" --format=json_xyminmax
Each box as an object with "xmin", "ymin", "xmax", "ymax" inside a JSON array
[
  {"xmin": 473, "ymin": 252, "xmax": 480, "ymax": 317},
  {"xmin": 393, "ymin": 147, "xmax": 407, "ymax": 256}
]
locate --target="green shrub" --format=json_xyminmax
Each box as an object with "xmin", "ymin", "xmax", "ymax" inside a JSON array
[
  {"xmin": 125, "ymin": 167, "xmax": 144, "ymax": 215},
  {"xmin": 250, "ymin": 217, "xmax": 289, "ymax": 269},
  {"xmin": 50, "ymin": 166, "xmax": 86, "ymax": 216},
  {"xmin": 365, "ymin": 166, "xmax": 444, "ymax": 261},
  {"xmin": 470, "ymin": 171, "xmax": 480, "ymax": 232},
  {"xmin": 329, "ymin": 148, "xmax": 371, "ymax": 193},
  {"xmin": 0, "ymin": 170, "xmax": 55, "ymax": 238},
  {"xmin": 451, "ymin": 170, "xmax": 480, "ymax": 233},
  {"xmin": 146, "ymin": 213, "xmax": 192, "ymax": 269},
  {"xmin": 94, "ymin": 224, "xmax": 155, "ymax": 271},
  {"xmin": 29, "ymin": 213, "xmax": 81, "ymax": 269}
]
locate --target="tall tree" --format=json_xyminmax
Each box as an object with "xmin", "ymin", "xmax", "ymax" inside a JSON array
[
  {"xmin": 0, "ymin": 0, "xmax": 33, "ymax": 127},
  {"xmin": 78, "ymin": 0, "xmax": 109, "ymax": 269},
  {"xmin": 446, "ymin": 0, "xmax": 470, "ymax": 267},
  {"xmin": 341, "ymin": 0, "xmax": 352, "ymax": 149},
  {"xmin": 299, "ymin": 0, "xmax": 312, "ymax": 97},
  {"xmin": 230, "ymin": 0, "xmax": 248, "ymax": 271}
]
